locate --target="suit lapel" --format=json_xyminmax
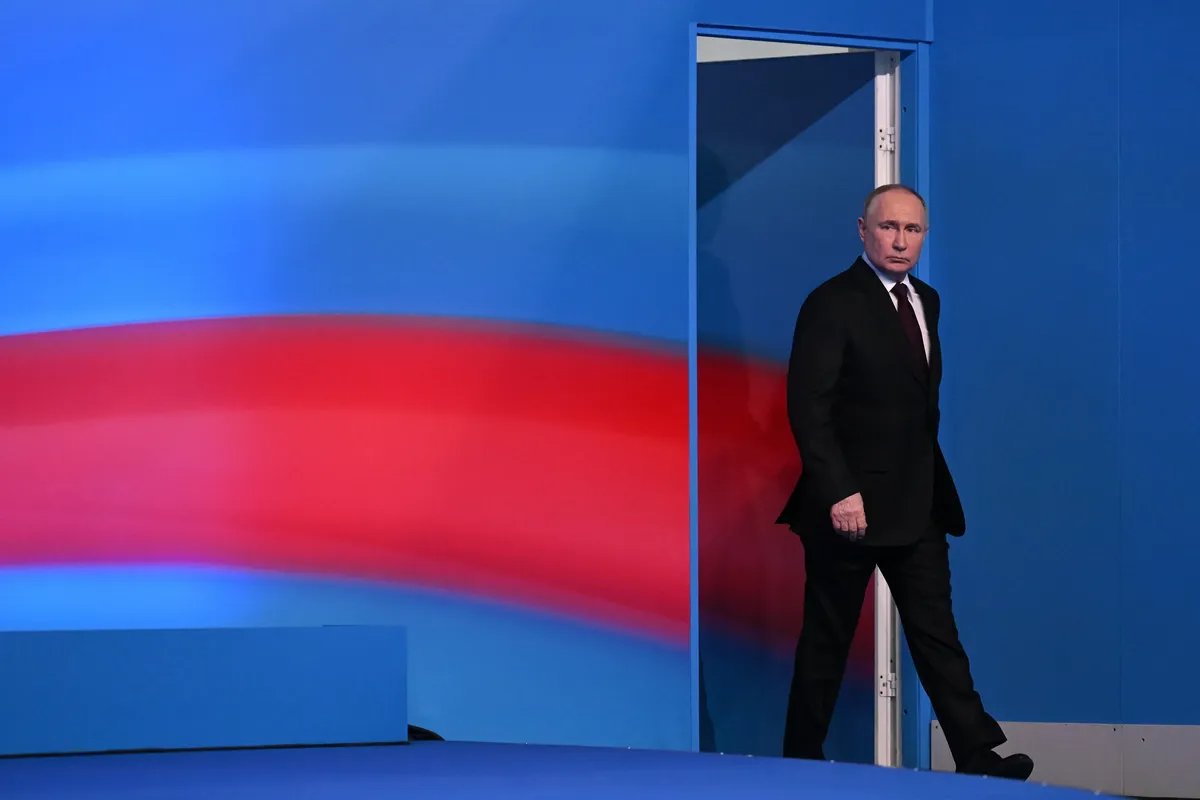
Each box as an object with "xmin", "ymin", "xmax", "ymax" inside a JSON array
[{"xmin": 849, "ymin": 258, "xmax": 928, "ymax": 389}]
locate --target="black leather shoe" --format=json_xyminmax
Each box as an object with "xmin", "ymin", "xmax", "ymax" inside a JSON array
[{"xmin": 957, "ymin": 750, "xmax": 1035, "ymax": 780}]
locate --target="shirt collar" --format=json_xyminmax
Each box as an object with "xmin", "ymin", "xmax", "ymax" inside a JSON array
[{"xmin": 862, "ymin": 251, "xmax": 916, "ymax": 295}]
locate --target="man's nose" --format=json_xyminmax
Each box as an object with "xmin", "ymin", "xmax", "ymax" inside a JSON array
[{"xmin": 893, "ymin": 232, "xmax": 908, "ymax": 250}]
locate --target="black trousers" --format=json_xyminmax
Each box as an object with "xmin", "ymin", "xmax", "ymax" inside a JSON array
[{"xmin": 782, "ymin": 530, "xmax": 1005, "ymax": 766}]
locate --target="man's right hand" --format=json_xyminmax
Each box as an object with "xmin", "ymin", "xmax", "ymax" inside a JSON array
[{"xmin": 831, "ymin": 493, "xmax": 867, "ymax": 542}]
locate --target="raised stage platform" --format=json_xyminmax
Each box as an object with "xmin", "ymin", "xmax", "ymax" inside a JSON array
[{"xmin": 0, "ymin": 742, "xmax": 1116, "ymax": 800}]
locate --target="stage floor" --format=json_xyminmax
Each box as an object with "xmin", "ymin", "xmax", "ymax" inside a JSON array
[{"xmin": 0, "ymin": 742, "xmax": 1114, "ymax": 799}]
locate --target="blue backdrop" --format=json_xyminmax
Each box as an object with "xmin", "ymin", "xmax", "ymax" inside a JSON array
[{"xmin": 0, "ymin": 0, "xmax": 929, "ymax": 752}]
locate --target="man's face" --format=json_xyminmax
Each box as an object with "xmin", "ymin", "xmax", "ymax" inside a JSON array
[{"xmin": 858, "ymin": 189, "xmax": 927, "ymax": 278}]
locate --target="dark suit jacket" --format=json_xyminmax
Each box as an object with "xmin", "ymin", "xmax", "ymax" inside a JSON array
[{"xmin": 776, "ymin": 258, "xmax": 966, "ymax": 545}]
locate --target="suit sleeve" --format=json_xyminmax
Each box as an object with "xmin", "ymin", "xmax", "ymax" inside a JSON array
[{"xmin": 787, "ymin": 291, "xmax": 858, "ymax": 509}]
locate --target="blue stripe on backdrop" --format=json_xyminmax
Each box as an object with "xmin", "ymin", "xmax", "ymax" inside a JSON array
[
  {"xmin": 0, "ymin": 2, "xmax": 927, "ymax": 172},
  {"xmin": 1, "ymin": 0, "xmax": 927, "ymax": 343},
  {"xmin": 0, "ymin": 145, "xmax": 684, "ymax": 341},
  {"xmin": 0, "ymin": 567, "xmax": 690, "ymax": 748}
]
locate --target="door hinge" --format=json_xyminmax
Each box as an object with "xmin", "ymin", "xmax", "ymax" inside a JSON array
[
  {"xmin": 879, "ymin": 672, "xmax": 898, "ymax": 698},
  {"xmin": 878, "ymin": 126, "xmax": 896, "ymax": 153}
]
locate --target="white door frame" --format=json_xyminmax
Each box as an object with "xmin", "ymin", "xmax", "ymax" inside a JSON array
[{"xmin": 873, "ymin": 49, "xmax": 903, "ymax": 769}]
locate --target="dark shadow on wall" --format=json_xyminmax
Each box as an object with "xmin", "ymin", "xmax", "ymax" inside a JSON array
[{"xmin": 697, "ymin": 53, "xmax": 876, "ymax": 207}]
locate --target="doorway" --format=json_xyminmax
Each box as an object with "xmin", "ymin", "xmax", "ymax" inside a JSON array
[{"xmin": 690, "ymin": 27, "xmax": 924, "ymax": 766}]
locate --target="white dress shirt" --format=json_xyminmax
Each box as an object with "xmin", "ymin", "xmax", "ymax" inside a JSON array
[{"xmin": 862, "ymin": 252, "xmax": 930, "ymax": 363}]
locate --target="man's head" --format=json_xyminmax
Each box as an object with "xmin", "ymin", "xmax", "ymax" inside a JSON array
[{"xmin": 858, "ymin": 184, "xmax": 928, "ymax": 278}]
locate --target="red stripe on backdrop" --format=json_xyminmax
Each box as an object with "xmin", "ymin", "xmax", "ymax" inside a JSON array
[
  {"xmin": 0, "ymin": 317, "xmax": 687, "ymax": 641},
  {"xmin": 697, "ymin": 348, "xmax": 873, "ymax": 675}
]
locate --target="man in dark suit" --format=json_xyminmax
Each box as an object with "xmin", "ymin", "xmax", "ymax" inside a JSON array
[{"xmin": 777, "ymin": 184, "xmax": 1034, "ymax": 780}]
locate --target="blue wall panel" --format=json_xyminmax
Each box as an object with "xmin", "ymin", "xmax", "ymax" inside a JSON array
[
  {"xmin": 1117, "ymin": 0, "xmax": 1200, "ymax": 726},
  {"xmin": 930, "ymin": 0, "xmax": 1122, "ymax": 724},
  {"xmin": 934, "ymin": 0, "xmax": 1200, "ymax": 732},
  {"xmin": 0, "ymin": 625, "xmax": 407, "ymax": 755}
]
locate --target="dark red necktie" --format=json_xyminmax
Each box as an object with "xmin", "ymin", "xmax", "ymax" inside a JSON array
[{"xmin": 891, "ymin": 283, "xmax": 927, "ymax": 374}]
